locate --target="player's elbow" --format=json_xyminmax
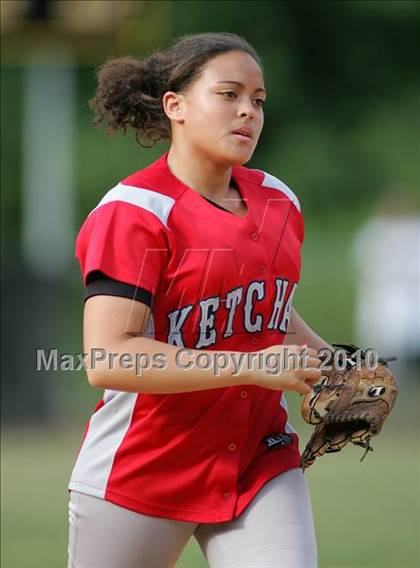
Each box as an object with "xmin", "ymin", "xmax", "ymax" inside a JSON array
[{"xmin": 86, "ymin": 368, "xmax": 108, "ymax": 389}]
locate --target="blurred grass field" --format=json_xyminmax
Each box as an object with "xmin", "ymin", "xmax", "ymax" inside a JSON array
[{"xmin": 2, "ymin": 382, "xmax": 419, "ymax": 568}]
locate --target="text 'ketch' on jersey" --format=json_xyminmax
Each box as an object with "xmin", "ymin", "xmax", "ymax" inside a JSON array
[{"xmin": 69, "ymin": 152, "xmax": 304, "ymax": 524}]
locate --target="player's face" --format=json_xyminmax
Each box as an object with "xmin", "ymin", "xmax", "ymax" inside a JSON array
[{"xmin": 180, "ymin": 50, "xmax": 266, "ymax": 166}]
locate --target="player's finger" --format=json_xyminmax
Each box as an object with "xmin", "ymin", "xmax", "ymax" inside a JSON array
[
  {"xmin": 297, "ymin": 367, "xmax": 322, "ymax": 383},
  {"xmin": 293, "ymin": 380, "xmax": 312, "ymax": 395},
  {"xmin": 298, "ymin": 345, "xmax": 319, "ymax": 358},
  {"xmin": 283, "ymin": 351, "xmax": 320, "ymax": 372},
  {"xmin": 305, "ymin": 355, "xmax": 321, "ymax": 369}
]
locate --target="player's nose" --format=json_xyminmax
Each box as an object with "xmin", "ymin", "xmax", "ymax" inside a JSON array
[{"xmin": 238, "ymin": 101, "xmax": 255, "ymax": 119}]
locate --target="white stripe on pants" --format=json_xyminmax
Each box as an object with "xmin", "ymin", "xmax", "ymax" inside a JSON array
[{"xmin": 67, "ymin": 467, "xmax": 317, "ymax": 568}]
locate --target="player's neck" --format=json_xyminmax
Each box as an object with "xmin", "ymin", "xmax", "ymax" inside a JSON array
[{"xmin": 167, "ymin": 145, "xmax": 233, "ymax": 200}]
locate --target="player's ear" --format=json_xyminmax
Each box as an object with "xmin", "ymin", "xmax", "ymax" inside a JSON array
[{"xmin": 162, "ymin": 91, "xmax": 186, "ymax": 124}]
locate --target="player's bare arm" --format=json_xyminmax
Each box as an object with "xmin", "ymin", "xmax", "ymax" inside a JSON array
[
  {"xmin": 84, "ymin": 295, "xmax": 321, "ymax": 395},
  {"xmin": 283, "ymin": 308, "xmax": 333, "ymax": 352}
]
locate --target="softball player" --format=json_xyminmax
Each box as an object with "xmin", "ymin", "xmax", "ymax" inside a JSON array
[{"xmin": 68, "ymin": 32, "xmax": 331, "ymax": 568}]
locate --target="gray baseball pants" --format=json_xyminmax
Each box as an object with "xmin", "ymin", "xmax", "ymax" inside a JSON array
[{"xmin": 67, "ymin": 467, "xmax": 317, "ymax": 568}]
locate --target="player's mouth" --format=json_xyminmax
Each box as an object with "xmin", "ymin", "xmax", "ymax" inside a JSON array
[{"xmin": 232, "ymin": 127, "xmax": 253, "ymax": 141}]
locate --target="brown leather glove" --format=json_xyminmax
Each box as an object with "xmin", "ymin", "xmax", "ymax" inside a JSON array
[{"xmin": 300, "ymin": 344, "xmax": 399, "ymax": 470}]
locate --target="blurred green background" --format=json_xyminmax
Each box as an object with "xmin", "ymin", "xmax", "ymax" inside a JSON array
[{"xmin": 1, "ymin": 1, "xmax": 419, "ymax": 567}]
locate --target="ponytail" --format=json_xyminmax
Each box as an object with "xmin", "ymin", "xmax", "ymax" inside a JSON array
[{"xmin": 90, "ymin": 32, "xmax": 262, "ymax": 147}]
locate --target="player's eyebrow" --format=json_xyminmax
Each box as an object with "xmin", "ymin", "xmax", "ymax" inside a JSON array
[{"xmin": 216, "ymin": 80, "xmax": 266, "ymax": 94}]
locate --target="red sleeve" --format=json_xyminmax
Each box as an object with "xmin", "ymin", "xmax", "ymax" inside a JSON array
[{"xmin": 75, "ymin": 201, "xmax": 169, "ymax": 295}]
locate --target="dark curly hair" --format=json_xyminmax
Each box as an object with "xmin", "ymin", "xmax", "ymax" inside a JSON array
[{"xmin": 89, "ymin": 32, "xmax": 263, "ymax": 147}]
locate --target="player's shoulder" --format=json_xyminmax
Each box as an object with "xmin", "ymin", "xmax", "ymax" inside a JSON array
[
  {"xmin": 233, "ymin": 165, "xmax": 301, "ymax": 213},
  {"xmin": 121, "ymin": 153, "xmax": 184, "ymax": 201},
  {"xmin": 88, "ymin": 154, "xmax": 181, "ymax": 228}
]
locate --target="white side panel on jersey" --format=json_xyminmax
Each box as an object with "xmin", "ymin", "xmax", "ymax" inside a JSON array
[
  {"xmin": 260, "ymin": 172, "xmax": 301, "ymax": 213},
  {"xmin": 68, "ymin": 391, "xmax": 137, "ymax": 498},
  {"xmin": 90, "ymin": 183, "xmax": 176, "ymax": 227},
  {"xmin": 279, "ymin": 393, "xmax": 297, "ymax": 434}
]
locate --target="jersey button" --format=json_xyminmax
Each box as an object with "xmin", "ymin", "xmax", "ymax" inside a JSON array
[
  {"xmin": 250, "ymin": 337, "xmax": 258, "ymax": 345},
  {"xmin": 259, "ymin": 265, "xmax": 266, "ymax": 274},
  {"xmin": 223, "ymin": 492, "xmax": 232, "ymax": 500},
  {"xmin": 228, "ymin": 443, "xmax": 237, "ymax": 452},
  {"xmin": 250, "ymin": 231, "xmax": 259, "ymax": 241},
  {"xmin": 240, "ymin": 390, "xmax": 248, "ymax": 399}
]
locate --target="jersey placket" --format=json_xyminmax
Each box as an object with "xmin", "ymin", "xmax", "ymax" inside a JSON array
[{"xmin": 216, "ymin": 386, "xmax": 252, "ymax": 515}]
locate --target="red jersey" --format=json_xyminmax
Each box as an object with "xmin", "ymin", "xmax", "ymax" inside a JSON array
[{"xmin": 68, "ymin": 152, "xmax": 304, "ymax": 523}]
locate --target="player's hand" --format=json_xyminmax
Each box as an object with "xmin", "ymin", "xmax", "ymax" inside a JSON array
[{"xmin": 248, "ymin": 344, "xmax": 322, "ymax": 394}]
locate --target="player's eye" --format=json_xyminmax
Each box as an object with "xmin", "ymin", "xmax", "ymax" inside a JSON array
[
  {"xmin": 254, "ymin": 98, "xmax": 266, "ymax": 108},
  {"xmin": 220, "ymin": 91, "xmax": 237, "ymax": 99}
]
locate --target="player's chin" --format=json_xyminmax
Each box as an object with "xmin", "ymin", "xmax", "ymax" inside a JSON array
[{"xmin": 219, "ymin": 143, "xmax": 257, "ymax": 166}]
